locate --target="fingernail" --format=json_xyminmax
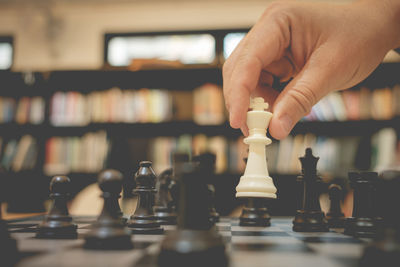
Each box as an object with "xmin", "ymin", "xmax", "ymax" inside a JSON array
[{"xmin": 280, "ymin": 114, "xmax": 293, "ymax": 134}]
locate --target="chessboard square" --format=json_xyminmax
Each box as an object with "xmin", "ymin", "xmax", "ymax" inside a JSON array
[
  {"xmin": 232, "ymin": 231, "xmax": 289, "ymax": 237},
  {"xmin": 216, "ymin": 221, "xmax": 231, "ymax": 227},
  {"xmin": 232, "ymin": 236, "xmax": 303, "ymax": 245},
  {"xmin": 307, "ymin": 243, "xmax": 364, "ymax": 258},
  {"xmin": 232, "ymin": 242, "xmax": 312, "ymax": 253},
  {"xmin": 217, "ymin": 226, "xmax": 231, "ymax": 231},
  {"xmin": 231, "ymin": 226, "xmax": 284, "ymax": 232},
  {"xmin": 220, "ymin": 217, "xmax": 234, "ymax": 223},
  {"xmin": 230, "ymin": 251, "xmax": 344, "ymax": 267},
  {"xmin": 162, "ymin": 225, "xmax": 176, "ymax": 231},
  {"xmin": 295, "ymin": 236, "xmax": 363, "ymax": 244},
  {"xmin": 219, "ymin": 230, "xmax": 232, "ymax": 236},
  {"xmin": 132, "ymin": 235, "xmax": 164, "ymax": 243}
]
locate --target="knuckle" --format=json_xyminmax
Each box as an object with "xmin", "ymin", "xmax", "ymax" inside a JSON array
[{"xmin": 287, "ymin": 83, "xmax": 317, "ymax": 115}]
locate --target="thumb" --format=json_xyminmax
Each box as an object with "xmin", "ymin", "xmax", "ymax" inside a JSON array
[{"xmin": 269, "ymin": 52, "xmax": 335, "ymax": 139}]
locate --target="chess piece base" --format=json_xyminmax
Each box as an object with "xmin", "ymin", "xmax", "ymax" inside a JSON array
[
  {"xmin": 236, "ymin": 176, "xmax": 277, "ymax": 198},
  {"xmin": 344, "ymin": 217, "xmax": 382, "ymax": 238},
  {"xmin": 293, "ymin": 210, "xmax": 329, "ymax": 232},
  {"xmin": 128, "ymin": 216, "xmax": 163, "ymax": 234},
  {"xmin": 239, "ymin": 198, "xmax": 271, "ymax": 227},
  {"xmin": 158, "ymin": 229, "xmax": 228, "ymax": 267}
]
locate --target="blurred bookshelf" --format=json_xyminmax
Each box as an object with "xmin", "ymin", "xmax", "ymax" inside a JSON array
[{"xmin": 0, "ymin": 29, "xmax": 399, "ymax": 214}]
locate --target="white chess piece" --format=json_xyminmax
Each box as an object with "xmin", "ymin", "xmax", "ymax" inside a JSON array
[{"xmin": 236, "ymin": 97, "xmax": 277, "ymax": 198}]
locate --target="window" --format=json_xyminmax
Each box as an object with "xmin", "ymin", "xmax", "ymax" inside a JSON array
[
  {"xmin": 223, "ymin": 32, "xmax": 246, "ymax": 59},
  {"xmin": 106, "ymin": 34, "xmax": 216, "ymax": 67},
  {"xmin": 0, "ymin": 37, "xmax": 13, "ymax": 70}
]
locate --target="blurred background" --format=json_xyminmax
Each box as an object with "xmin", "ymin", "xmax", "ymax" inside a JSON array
[{"xmin": 0, "ymin": 0, "xmax": 399, "ymax": 218}]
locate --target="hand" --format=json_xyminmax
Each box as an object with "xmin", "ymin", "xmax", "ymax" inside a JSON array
[{"xmin": 223, "ymin": 0, "xmax": 400, "ymax": 139}]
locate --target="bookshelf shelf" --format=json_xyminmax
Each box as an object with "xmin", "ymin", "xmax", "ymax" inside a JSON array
[
  {"xmin": 42, "ymin": 117, "xmax": 400, "ymax": 138},
  {"xmin": 47, "ymin": 67, "xmax": 222, "ymax": 92},
  {"xmin": 292, "ymin": 117, "xmax": 400, "ymax": 137}
]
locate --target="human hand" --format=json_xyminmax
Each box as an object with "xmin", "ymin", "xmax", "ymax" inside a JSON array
[{"xmin": 223, "ymin": 0, "xmax": 400, "ymax": 139}]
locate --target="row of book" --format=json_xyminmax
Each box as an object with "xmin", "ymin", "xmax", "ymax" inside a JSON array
[
  {"xmin": 50, "ymin": 88, "xmax": 173, "ymax": 126},
  {"xmin": 49, "ymin": 84, "xmax": 226, "ymax": 126},
  {"xmin": 304, "ymin": 85, "xmax": 400, "ymax": 121},
  {"xmin": 0, "ymin": 96, "xmax": 45, "ymax": 124},
  {"xmin": 0, "ymin": 129, "xmax": 398, "ymax": 178},
  {"xmin": 0, "ymin": 135, "xmax": 38, "ymax": 172},
  {"xmin": 44, "ymin": 131, "xmax": 110, "ymax": 175},
  {"xmin": 148, "ymin": 128, "xmax": 400, "ymax": 178}
]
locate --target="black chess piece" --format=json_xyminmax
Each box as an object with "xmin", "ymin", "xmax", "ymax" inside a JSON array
[
  {"xmin": 192, "ymin": 153, "xmax": 220, "ymax": 225},
  {"xmin": 84, "ymin": 169, "xmax": 133, "ymax": 250},
  {"xmin": 154, "ymin": 168, "xmax": 177, "ymax": 225},
  {"xmin": 207, "ymin": 184, "xmax": 220, "ymax": 224},
  {"xmin": 359, "ymin": 170, "xmax": 400, "ymax": 267},
  {"xmin": 127, "ymin": 161, "xmax": 163, "ymax": 234},
  {"xmin": 99, "ymin": 169, "xmax": 126, "ymax": 224},
  {"xmin": 239, "ymin": 156, "xmax": 271, "ymax": 227},
  {"xmin": 0, "ymin": 199, "xmax": 18, "ymax": 266},
  {"xmin": 240, "ymin": 198, "xmax": 271, "ymax": 227},
  {"xmin": 344, "ymin": 171, "xmax": 382, "ymax": 238},
  {"xmin": 167, "ymin": 152, "xmax": 190, "ymax": 214},
  {"xmin": 157, "ymin": 162, "xmax": 228, "ymax": 267},
  {"xmin": 36, "ymin": 176, "xmax": 77, "ymax": 239},
  {"xmin": 326, "ymin": 184, "xmax": 346, "ymax": 228},
  {"xmin": 293, "ymin": 148, "xmax": 329, "ymax": 232}
]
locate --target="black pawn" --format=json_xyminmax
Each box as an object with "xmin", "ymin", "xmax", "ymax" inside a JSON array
[
  {"xmin": 154, "ymin": 168, "xmax": 177, "ymax": 225},
  {"xmin": 293, "ymin": 148, "xmax": 328, "ymax": 232},
  {"xmin": 344, "ymin": 171, "xmax": 382, "ymax": 238},
  {"xmin": 359, "ymin": 170, "xmax": 400, "ymax": 267},
  {"xmin": 0, "ymin": 200, "xmax": 18, "ymax": 266},
  {"xmin": 36, "ymin": 176, "xmax": 77, "ymax": 239},
  {"xmin": 127, "ymin": 161, "xmax": 163, "ymax": 234},
  {"xmin": 240, "ymin": 198, "xmax": 271, "ymax": 227},
  {"xmin": 157, "ymin": 162, "xmax": 228, "ymax": 267},
  {"xmin": 326, "ymin": 184, "xmax": 346, "ymax": 228},
  {"xmin": 192, "ymin": 153, "xmax": 220, "ymax": 225},
  {"xmin": 84, "ymin": 169, "xmax": 133, "ymax": 250}
]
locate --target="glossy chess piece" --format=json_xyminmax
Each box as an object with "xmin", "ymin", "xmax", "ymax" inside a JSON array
[
  {"xmin": 84, "ymin": 169, "xmax": 133, "ymax": 250},
  {"xmin": 292, "ymin": 148, "xmax": 328, "ymax": 232},
  {"xmin": 127, "ymin": 161, "xmax": 163, "ymax": 234},
  {"xmin": 192, "ymin": 153, "xmax": 220, "ymax": 225},
  {"xmin": 36, "ymin": 176, "xmax": 77, "ymax": 239},
  {"xmin": 158, "ymin": 162, "xmax": 228, "ymax": 267},
  {"xmin": 326, "ymin": 184, "xmax": 346, "ymax": 228},
  {"xmin": 344, "ymin": 171, "xmax": 382, "ymax": 238},
  {"xmin": 239, "ymin": 197, "xmax": 271, "ymax": 227}
]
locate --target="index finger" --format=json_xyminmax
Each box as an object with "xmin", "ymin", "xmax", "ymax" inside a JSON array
[{"xmin": 225, "ymin": 18, "xmax": 290, "ymax": 129}]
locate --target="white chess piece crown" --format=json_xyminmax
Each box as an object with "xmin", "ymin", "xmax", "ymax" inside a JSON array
[{"xmin": 235, "ymin": 97, "xmax": 277, "ymax": 198}]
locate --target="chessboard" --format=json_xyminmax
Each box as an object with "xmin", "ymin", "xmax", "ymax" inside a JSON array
[{"xmin": 8, "ymin": 215, "xmax": 369, "ymax": 267}]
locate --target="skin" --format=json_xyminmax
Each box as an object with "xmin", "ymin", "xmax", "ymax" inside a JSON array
[{"xmin": 223, "ymin": 0, "xmax": 400, "ymax": 139}]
